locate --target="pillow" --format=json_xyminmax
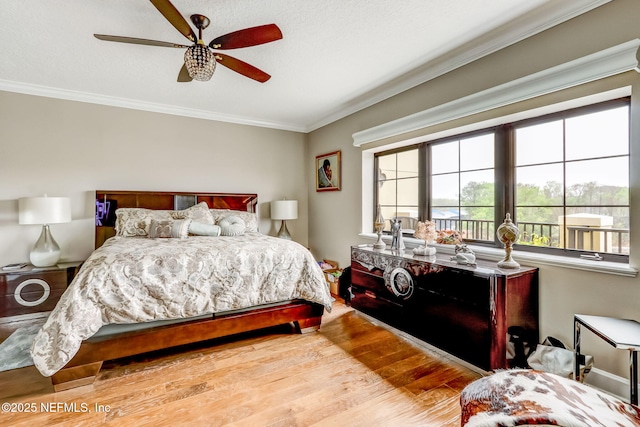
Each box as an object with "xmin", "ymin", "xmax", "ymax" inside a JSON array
[
  {"xmin": 210, "ymin": 209, "xmax": 258, "ymax": 232},
  {"xmin": 148, "ymin": 219, "xmax": 191, "ymax": 238},
  {"xmin": 188, "ymin": 221, "xmax": 221, "ymax": 236},
  {"xmin": 219, "ymin": 215, "xmax": 246, "ymax": 236},
  {"xmin": 115, "ymin": 202, "xmax": 215, "ymax": 237},
  {"xmin": 170, "ymin": 202, "xmax": 215, "ymax": 224}
]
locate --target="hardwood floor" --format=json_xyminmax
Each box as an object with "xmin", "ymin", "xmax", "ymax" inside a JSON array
[{"xmin": 0, "ymin": 300, "xmax": 483, "ymax": 426}]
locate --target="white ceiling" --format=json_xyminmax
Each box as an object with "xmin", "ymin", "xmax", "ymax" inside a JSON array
[{"xmin": 0, "ymin": 1, "xmax": 608, "ymax": 133}]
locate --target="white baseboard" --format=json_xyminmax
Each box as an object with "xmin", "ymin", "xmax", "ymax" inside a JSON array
[{"xmin": 585, "ymin": 367, "xmax": 634, "ymax": 403}]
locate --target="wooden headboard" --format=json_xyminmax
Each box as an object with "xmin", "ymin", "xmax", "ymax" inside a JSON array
[{"xmin": 95, "ymin": 190, "xmax": 258, "ymax": 249}]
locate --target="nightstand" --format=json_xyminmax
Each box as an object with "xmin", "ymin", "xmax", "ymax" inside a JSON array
[{"xmin": 0, "ymin": 262, "xmax": 82, "ymax": 323}]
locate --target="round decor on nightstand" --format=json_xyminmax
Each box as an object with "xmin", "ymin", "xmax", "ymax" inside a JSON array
[{"xmin": 14, "ymin": 278, "xmax": 50, "ymax": 307}]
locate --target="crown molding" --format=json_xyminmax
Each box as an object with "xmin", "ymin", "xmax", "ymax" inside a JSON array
[
  {"xmin": 0, "ymin": 80, "xmax": 307, "ymax": 133},
  {"xmin": 353, "ymin": 38, "xmax": 640, "ymax": 147},
  {"xmin": 311, "ymin": 0, "xmax": 612, "ymax": 132}
]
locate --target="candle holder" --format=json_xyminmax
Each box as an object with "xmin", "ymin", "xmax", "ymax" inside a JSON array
[{"xmin": 373, "ymin": 204, "xmax": 386, "ymax": 249}]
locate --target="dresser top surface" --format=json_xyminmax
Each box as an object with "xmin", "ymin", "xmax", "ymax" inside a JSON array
[{"xmin": 351, "ymin": 245, "xmax": 537, "ymax": 277}]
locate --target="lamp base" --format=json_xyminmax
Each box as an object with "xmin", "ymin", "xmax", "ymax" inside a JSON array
[
  {"xmin": 277, "ymin": 220, "xmax": 292, "ymax": 240},
  {"xmin": 30, "ymin": 224, "xmax": 61, "ymax": 267},
  {"xmin": 413, "ymin": 246, "xmax": 436, "ymax": 256}
]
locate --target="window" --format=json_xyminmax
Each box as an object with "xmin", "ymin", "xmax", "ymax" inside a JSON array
[
  {"xmin": 374, "ymin": 98, "xmax": 630, "ymax": 261},
  {"xmin": 376, "ymin": 148, "xmax": 420, "ymax": 231},
  {"xmin": 514, "ymin": 103, "xmax": 629, "ymax": 258},
  {"xmin": 431, "ymin": 133, "xmax": 495, "ymax": 242}
]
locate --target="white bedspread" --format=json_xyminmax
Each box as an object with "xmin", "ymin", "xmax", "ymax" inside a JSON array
[{"xmin": 31, "ymin": 233, "xmax": 332, "ymax": 376}]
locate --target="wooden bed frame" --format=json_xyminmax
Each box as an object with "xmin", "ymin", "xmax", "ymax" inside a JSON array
[{"xmin": 50, "ymin": 190, "xmax": 324, "ymax": 391}]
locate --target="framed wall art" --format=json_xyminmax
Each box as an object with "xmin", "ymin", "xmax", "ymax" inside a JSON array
[{"xmin": 316, "ymin": 150, "xmax": 341, "ymax": 191}]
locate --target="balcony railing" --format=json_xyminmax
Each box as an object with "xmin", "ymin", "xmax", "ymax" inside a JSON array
[
  {"xmin": 434, "ymin": 218, "xmax": 494, "ymax": 241},
  {"xmin": 430, "ymin": 218, "xmax": 629, "ymax": 255}
]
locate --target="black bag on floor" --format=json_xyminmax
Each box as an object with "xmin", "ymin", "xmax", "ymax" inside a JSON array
[{"xmin": 338, "ymin": 266, "xmax": 353, "ymax": 303}]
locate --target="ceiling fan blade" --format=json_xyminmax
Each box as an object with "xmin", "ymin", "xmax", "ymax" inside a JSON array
[
  {"xmin": 150, "ymin": 0, "xmax": 196, "ymax": 43},
  {"xmin": 215, "ymin": 53, "xmax": 271, "ymax": 83},
  {"xmin": 209, "ymin": 24, "xmax": 282, "ymax": 50},
  {"xmin": 94, "ymin": 34, "xmax": 190, "ymax": 48},
  {"xmin": 177, "ymin": 64, "xmax": 193, "ymax": 82}
]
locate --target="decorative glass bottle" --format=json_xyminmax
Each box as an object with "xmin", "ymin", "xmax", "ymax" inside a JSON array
[
  {"xmin": 496, "ymin": 213, "xmax": 520, "ymax": 269},
  {"xmin": 373, "ymin": 204, "xmax": 386, "ymax": 249}
]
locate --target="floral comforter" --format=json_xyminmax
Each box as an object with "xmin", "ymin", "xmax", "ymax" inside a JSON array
[{"xmin": 31, "ymin": 233, "xmax": 332, "ymax": 377}]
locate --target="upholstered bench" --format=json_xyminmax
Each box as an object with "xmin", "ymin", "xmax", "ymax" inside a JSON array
[{"xmin": 460, "ymin": 369, "xmax": 640, "ymax": 426}]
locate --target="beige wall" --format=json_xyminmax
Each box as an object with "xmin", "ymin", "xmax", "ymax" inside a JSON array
[
  {"xmin": 309, "ymin": 0, "xmax": 640, "ymax": 383},
  {"xmin": 0, "ymin": 91, "xmax": 309, "ymax": 264}
]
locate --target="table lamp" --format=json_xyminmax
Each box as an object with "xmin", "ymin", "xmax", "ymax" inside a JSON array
[
  {"xmin": 413, "ymin": 220, "xmax": 437, "ymax": 256},
  {"xmin": 271, "ymin": 199, "xmax": 298, "ymax": 240},
  {"xmin": 19, "ymin": 195, "xmax": 71, "ymax": 267}
]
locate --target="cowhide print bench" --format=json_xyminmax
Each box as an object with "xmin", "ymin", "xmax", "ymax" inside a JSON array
[{"xmin": 460, "ymin": 369, "xmax": 640, "ymax": 427}]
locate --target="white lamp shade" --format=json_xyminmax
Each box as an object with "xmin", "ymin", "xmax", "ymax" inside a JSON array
[
  {"xmin": 271, "ymin": 200, "xmax": 298, "ymax": 220},
  {"xmin": 19, "ymin": 197, "xmax": 71, "ymax": 225}
]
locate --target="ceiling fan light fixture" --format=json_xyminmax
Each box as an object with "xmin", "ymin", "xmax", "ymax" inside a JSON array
[{"xmin": 184, "ymin": 44, "xmax": 216, "ymax": 81}]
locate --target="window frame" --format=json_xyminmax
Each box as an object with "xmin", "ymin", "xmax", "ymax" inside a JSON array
[{"xmin": 373, "ymin": 97, "xmax": 630, "ymax": 263}]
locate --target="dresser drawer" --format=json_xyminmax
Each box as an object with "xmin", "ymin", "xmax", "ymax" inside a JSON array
[
  {"xmin": 351, "ymin": 265, "xmax": 386, "ymax": 295},
  {"xmin": 350, "ymin": 285, "xmax": 406, "ymax": 329},
  {"xmin": 0, "ymin": 265, "xmax": 79, "ymax": 320}
]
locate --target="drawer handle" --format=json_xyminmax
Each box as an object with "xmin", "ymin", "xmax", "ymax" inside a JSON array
[
  {"xmin": 14, "ymin": 279, "xmax": 50, "ymax": 307},
  {"xmin": 364, "ymin": 290, "xmax": 377, "ymax": 299}
]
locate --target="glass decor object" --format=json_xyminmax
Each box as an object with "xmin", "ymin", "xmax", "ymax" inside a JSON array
[
  {"xmin": 18, "ymin": 195, "xmax": 71, "ymax": 267},
  {"xmin": 184, "ymin": 43, "xmax": 216, "ymax": 81},
  {"xmin": 271, "ymin": 199, "xmax": 298, "ymax": 240},
  {"xmin": 373, "ymin": 204, "xmax": 386, "ymax": 249},
  {"xmin": 496, "ymin": 213, "xmax": 520, "ymax": 269}
]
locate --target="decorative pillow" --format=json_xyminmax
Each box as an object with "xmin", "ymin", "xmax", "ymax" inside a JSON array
[
  {"xmin": 188, "ymin": 221, "xmax": 221, "ymax": 236},
  {"xmin": 210, "ymin": 209, "xmax": 258, "ymax": 232},
  {"xmin": 219, "ymin": 215, "xmax": 246, "ymax": 236},
  {"xmin": 170, "ymin": 202, "xmax": 215, "ymax": 224},
  {"xmin": 148, "ymin": 219, "xmax": 191, "ymax": 238},
  {"xmin": 115, "ymin": 202, "xmax": 215, "ymax": 237}
]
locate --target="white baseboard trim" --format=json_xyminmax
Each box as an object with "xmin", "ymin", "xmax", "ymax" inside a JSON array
[{"xmin": 585, "ymin": 367, "xmax": 633, "ymax": 403}]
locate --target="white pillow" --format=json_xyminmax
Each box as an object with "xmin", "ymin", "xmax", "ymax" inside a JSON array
[
  {"xmin": 210, "ymin": 209, "xmax": 258, "ymax": 232},
  {"xmin": 219, "ymin": 216, "xmax": 246, "ymax": 236},
  {"xmin": 189, "ymin": 221, "xmax": 221, "ymax": 236}
]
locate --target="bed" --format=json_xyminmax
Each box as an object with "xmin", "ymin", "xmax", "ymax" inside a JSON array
[{"xmin": 30, "ymin": 190, "xmax": 333, "ymax": 391}]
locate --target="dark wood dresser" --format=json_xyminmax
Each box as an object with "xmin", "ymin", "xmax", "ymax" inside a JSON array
[{"xmin": 350, "ymin": 245, "xmax": 539, "ymax": 371}]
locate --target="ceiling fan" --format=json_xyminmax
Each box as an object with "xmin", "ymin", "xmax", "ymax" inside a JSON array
[{"xmin": 94, "ymin": 0, "xmax": 282, "ymax": 83}]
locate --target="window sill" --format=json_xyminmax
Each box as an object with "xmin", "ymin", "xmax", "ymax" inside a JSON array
[{"xmin": 359, "ymin": 233, "xmax": 638, "ymax": 277}]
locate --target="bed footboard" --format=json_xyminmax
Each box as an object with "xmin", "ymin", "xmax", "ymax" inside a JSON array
[{"xmin": 49, "ymin": 300, "xmax": 324, "ymax": 391}]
